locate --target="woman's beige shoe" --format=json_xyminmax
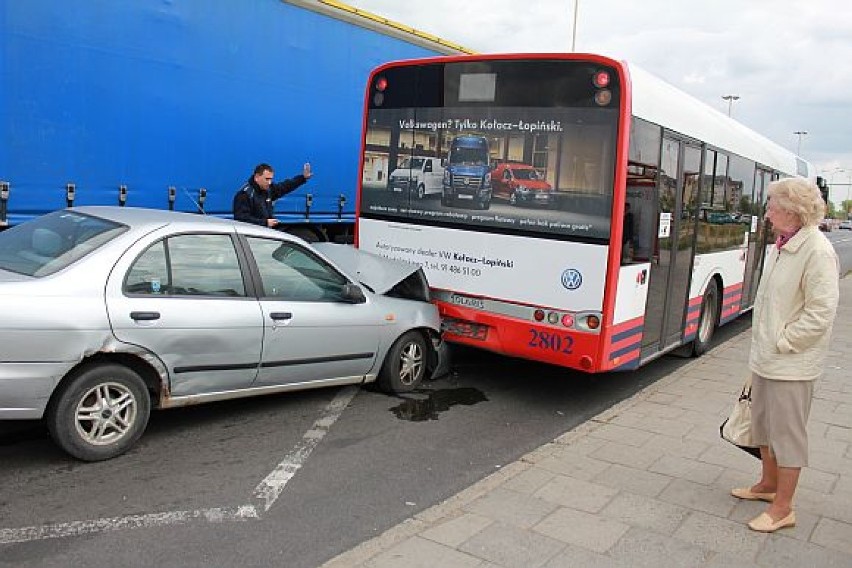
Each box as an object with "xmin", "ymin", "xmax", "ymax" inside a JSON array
[
  {"xmin": 731, "ymin": 487, "xmax": 776, "ymax": 502},
  {"xmin": 748, "ymin": 511, "xmax": 796, "ymax": 532}
]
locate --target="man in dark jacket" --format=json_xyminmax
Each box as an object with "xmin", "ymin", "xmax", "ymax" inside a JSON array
[{"xmin": 233, "ymin": 162, "xmax": 312, "ymax": 227}]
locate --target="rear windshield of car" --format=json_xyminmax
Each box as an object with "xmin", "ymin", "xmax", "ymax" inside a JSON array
[{"xmin": 0, "ymin": 210, "xmax": 128, "ymax": 277}]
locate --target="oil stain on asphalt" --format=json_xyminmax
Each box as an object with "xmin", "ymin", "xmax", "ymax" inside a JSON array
[{"xmin": 390, "ymin": 387, "xmax": 488, "ymax": 421}]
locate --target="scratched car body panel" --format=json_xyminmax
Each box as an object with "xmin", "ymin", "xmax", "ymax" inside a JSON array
[{"xmin": 0, "ymin": 207, "xmax": 442, "ymax": 461}]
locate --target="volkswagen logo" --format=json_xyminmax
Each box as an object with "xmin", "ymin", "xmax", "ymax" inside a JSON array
[{"xmin": 561, "ymin": 268, "xmax": 582, "ymax": 290}]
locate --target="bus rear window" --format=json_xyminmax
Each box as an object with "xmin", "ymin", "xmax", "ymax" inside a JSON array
[{"xmin": 361, "ymin": 60, "xmax": 619, "ymax": 241}]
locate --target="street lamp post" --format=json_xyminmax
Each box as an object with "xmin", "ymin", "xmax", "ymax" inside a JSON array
[
  {"xmin": 571, "ymin": 1, "xmax": 579, "ymax": 52},
  {"xmin": 793, "ymin": 131, "xmax": 808, "ymax": 155},
  {"xmin": 828, "ymin": 168, "xmax": 846, "ymax": 211},
  {"xmin": 722, "ymin": 95, "xmax": 740, "ymax": 117}
]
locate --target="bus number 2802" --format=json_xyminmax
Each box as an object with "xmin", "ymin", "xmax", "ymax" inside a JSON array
[{"xmin": 528, "ymin": 329, "xmax": 574, "ymax": 354}]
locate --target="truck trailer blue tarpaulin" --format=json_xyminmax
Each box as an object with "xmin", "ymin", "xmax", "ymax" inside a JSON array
[{"xmin": 0, "ymin": 0, "xmax": 465, "ymax": 238}]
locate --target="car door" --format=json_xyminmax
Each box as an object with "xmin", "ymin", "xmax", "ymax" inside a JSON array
[
  {"xmin": 106, "ymin": 231, "xmax": 264, "ymax": 396},
  {"xmin": 242, "ymin": 236, "xmax": 381, "ymax": 386}
]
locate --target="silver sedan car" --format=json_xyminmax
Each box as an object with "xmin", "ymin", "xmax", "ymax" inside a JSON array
[{"xmin": 0, "ymin": 207, "xmax": 444, "ymax": 461}]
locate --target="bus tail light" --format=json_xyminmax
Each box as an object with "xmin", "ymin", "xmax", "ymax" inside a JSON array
[
  {"xmin": 592, "ymin": 70, "xmax": 610, "ymax": 88},
  {"xmin": 594, "ymin": 90, "xmax": 612, "ymax": 106},
  {"xmin": 574, "ymin": 312, "xmax": 603, "ymax": 333},
  {"xmin": 547, "ymin": 312, "xmax": 559, "ymax": 324},
  {"xmin": 375, "ymin": 76, "xmax": 388, "ymax": 92},
  {"xmin": 561, "ymin": 314, "xmax": 574, "ymax": 327},
  {"xmin": 533, "ymin": 309, "xmax": 545, "ymax": 322}
]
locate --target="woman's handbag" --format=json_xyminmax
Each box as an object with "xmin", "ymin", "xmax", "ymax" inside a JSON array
[{"xmin": 720, "ymin": 375, "xmax": 761, "ymax": 459}]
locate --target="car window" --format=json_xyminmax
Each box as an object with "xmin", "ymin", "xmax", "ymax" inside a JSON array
[
  {"xmin": 512, "ymin": 168, "xmax": 538, "ymax": 180},
  {"xmin": 0, "ymin": 210, "xmax": 127, "ymax": 277},
  {"xmin": 246, "ymin": 237, "xmax": 348, "ymax": 302},
  {"xmin": 124, "ymin": 234, "xmax": 246, "ymax": 297}
]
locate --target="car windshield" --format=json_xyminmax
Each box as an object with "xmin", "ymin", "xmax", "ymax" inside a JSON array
[
  {"xmin": 511, "ymin": 168, "xmax": 539, "ymax": 180},
  {"xmin": 449, "ymin": 148, "xmax": 488, "ymax": 165},
  {"xmin": 400, "ymin": 158, "xmax": 425, "ymax": 169},
  {"xmin": 0, "ymin": 210, "xmax": 127, "ymax": 277}
]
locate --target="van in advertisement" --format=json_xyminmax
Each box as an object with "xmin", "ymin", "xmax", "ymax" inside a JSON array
[
  {"xmin": 387, "ymin": 156, "xmax": 445, "ymax": 198},
  {"xmin": 442, "ymin": 135, "xmax": 492, "ymax": 210}
]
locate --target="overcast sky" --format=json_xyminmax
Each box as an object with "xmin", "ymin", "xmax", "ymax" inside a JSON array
[{"xmin": 350, "ymin": 0, "xmax": 852, "ymax": 203}]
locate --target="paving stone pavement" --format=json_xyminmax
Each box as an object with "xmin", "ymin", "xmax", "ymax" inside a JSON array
[{"xmin": 323, "ymin": 276, "xmax": 852, "ymax": 568}]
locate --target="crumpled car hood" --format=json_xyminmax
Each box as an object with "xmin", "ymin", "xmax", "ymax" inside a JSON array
[{"xmin": 312, "ymin": 243, "xmax": 422, "ymax": 295}]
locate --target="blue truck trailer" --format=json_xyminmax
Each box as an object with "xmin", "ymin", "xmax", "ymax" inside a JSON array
[{"xmin": 0, "ymin": 0, "xmax": 465, "ymax": 240}]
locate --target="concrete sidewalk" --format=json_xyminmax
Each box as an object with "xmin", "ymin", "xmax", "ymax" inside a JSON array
[{"xmin": 323, "ymin": 276, "xmax": 852, "ymax": 568}]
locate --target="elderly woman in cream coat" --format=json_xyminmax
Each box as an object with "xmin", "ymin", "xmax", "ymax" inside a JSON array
[{"xmin": 731, "ymin": 177, "xmax": 839, "ymax": 532}]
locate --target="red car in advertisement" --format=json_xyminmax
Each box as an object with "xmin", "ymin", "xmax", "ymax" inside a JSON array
[{"xmin": 491, "ymin": 162, "xmax": 555, "ymax": 207}]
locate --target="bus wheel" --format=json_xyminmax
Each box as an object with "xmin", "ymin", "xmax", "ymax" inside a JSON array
[{"xmin": 692, "ymin": 281, "xmax": 719, "ymax": 356}]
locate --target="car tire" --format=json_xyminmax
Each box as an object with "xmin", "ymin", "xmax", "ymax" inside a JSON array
[
  {"xmin": 46, "ymin": 363, "xmax": 151, "ymax": 461},
  {"xmin": 692, "ymin": 281, "xmax": 719, "ymax": 356},
  {"xmin": 417, "ymin": 184, "xmax": 426, "ymax": 199},
  {"xmin": 376, "ymin": 331, "xmax": 428, "ymax": 393}
]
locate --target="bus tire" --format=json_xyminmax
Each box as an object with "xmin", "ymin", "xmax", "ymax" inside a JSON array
[{"xmin": 692, "ymin": 281, "xmax": 719, "ymax": 356}]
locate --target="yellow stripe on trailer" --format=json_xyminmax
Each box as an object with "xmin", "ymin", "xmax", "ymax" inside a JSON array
[{"xmin": 316, "ymin": 0, "xmax": 475, "ymax": 54}]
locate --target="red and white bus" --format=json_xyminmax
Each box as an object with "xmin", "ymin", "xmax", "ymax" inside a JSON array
[{"xmin": 355, "ymin": 54, "xmax": 812, "ymax": 373}]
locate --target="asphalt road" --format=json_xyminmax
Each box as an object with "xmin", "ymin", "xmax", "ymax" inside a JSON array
[
  {"xmin": 1, "ymin": 233, "xmax": 849, "ymax": 568},
  {"xmin": 1, "ymin": 318, "xmax": 752, "ymax": 568}
]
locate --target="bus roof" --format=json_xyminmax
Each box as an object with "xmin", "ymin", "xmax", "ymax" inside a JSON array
[{"xmin": 627, "ymin": 63, "xmax": 807, "ymax": 177}]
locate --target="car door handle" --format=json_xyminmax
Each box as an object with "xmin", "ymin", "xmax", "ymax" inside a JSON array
[
  {"xmin": 270, "ymin": 312, "xmax": 293, "ymax": 321},
  {"xmin": 130, "ymin": 311, "xmax": 160, "ymax": 321}
]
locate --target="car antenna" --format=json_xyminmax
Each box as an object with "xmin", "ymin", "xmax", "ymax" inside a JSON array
[{"xmin": 179, "ymin": 186, "xmax": 207, "ymax": 215}]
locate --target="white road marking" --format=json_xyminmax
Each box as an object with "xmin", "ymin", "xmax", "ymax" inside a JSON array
[
  {"xmin": 253, "ymin": 386, "xmax": 359, "ymax": 511},
  {"xmin": 0, "ymin": 386, "xmax": 359, "ymax": 543},
  {"xmin": 0, "ymin": 506, "xmax": 258, "ymax": 545}
]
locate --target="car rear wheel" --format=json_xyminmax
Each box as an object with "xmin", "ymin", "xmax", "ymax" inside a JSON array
[
  {"xmin": 692, "ymin": 281, "xmax": 719, "ymax": 356},
  {"xmin": 47, "ymin": 363, "xmax": 151, "ymax": 461},
  {"xmin": 376, "ymin": 331, "xmax": 428, "ymax": 393}
]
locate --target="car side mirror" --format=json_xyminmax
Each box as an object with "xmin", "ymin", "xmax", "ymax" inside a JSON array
[{"xmin": 341, "ymin": 283, "xmax": 366, "ymax": 304}]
